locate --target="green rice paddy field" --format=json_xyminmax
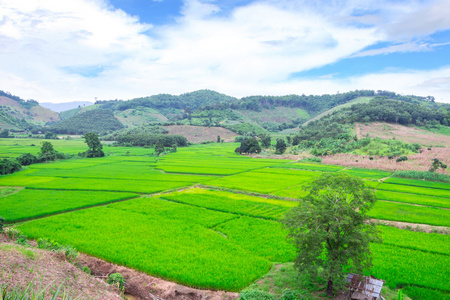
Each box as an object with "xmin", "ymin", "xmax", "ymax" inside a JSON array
[{"xmin": 0, "ymin": 139, "xmax": 449, "ymax": 298}]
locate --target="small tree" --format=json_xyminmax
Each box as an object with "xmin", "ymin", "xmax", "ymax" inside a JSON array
[
  {"xmin": 0, "ymin": 129, "xmax": 9, "ymax": 138},
  {"xmin": 217, "ymin": 135, "xmax": 221, "ymax": 143},
  {"xmin": 275, "ymin": 138, "xmax": 287, "ymax": 154},
  {"xmin": 154, "ymin": 141, "xmax": 165, "ymax": 156},
  {"xmin": 83, "ymin": 132, "xmax": 104, "ymax": 158},
  {"xmin": 239, "ymin": 138, "xmax": 261, "ymax": 154},
  {"xmin": 39, "ymin": 141, "xmax": 56, "ymax": 162},
  {"xmin": 260, "ymin": 134, "xmax": 271, "ymax": 148},
  {"xmin": 283, "ymin": 173, "xmax": 379, "ymax": 296},
  {"xmin": 429, "ymin": 158, "xmax": 447, "ymax": 172}
]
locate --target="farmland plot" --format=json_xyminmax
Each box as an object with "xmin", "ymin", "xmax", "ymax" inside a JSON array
[
  {"xmin": 376, "ymin": 190, "xmax": 450, "ymax": 208},
  {"xmin": 377, "ymin": 182, "xmax": 450, "ymax": 198},
  {"xmin": 0, "ymin": 189, "xmax": 138, "ymax": 222},
  {"xmin": 18, "ymin": 197, "xmax": 293, "ymax": 291}
]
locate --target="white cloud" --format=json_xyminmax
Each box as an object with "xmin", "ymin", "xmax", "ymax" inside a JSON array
[{"xmin": 0, "ymin": 0, "xmax": 449, "ymax": 103}]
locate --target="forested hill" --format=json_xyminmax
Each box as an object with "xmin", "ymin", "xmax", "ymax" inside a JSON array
[
  {"xmin": 1, "ymin": 88, "xmax": 447, "ymax": 137},
  {"xmin": 0, "ymin": 90, "xmax": 60, "ymax": 132}
]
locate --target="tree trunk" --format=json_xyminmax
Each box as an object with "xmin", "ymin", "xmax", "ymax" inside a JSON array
[{"xmin": 327, "ymin": 279, "xmax": 333, "ymax": 297}]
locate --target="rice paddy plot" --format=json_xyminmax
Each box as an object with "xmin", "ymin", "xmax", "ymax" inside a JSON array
[
  {"xmin": 271, "ymin": 163, "xmax": 344, "ymax": 172},
  {"xmin": 18, "ymin": 201, "xmax": 272, "ymax": 291},
  {"xmin": 271, "ymin": 185, "xmax": 309, "ymax": 199},
  {"xmin": 377, "ymin": 183, "xmax": 450, "ymax": 198},
  {"xmin": 378, "ymin": 225, "xmax": 450, "ymax": 255},
  {"xmin": 371, "ymin": 243, "xmax": 450, "ymax": 293},
  {"xmin": 368, "ymin": 200, "xmax": 450, "ymax": 227},
  {"xmin": 376, "ymin": 190, "xmax": 450, "ymax": 208},
  {"xmin": 214, "ymin": 216, "xmax": 296, "ymax": 262},
  {"xmin": 29, "ymin": 162, "xmax": 218, "ymax": 183},
  {"xmin": 0, "ymin": 189, "xmax": 138, "ymax": 222},
  {"xmin": 384, "ymin": 177, "xmax": 450, "ymax": 190},
  {"xmin": 26, "ymin": 177, "xmax": 192, "ymax": 193},
  {"xmin": 338, "ymin": 167, "xmax": 392, "ymax": 180},
  {"xmin": 0, "ymin": 169, "xmax": 57, "ymax": 186},
  {"xmin": 208, "ymin": 169, "xmax": 318, "ymax": 195},
  {"xmin": 157, "ymin": 188, "xmax": 296, "ymax": 220}
]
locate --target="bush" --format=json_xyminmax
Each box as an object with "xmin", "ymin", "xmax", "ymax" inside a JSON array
[
  {"xmin": 281, "ymin": 289, "xmax": 302, "ymax": 300},
  {"xmin": 37, "ymin": 238, "xmax": 79, "ymax": 261},
  {"xmin": 396, "ymin": 156, "xmax": 408, "ymax": 162},
  {"xmin": 16, "ymin": 153, "xmax": 37, "ymax": 166},
  {"xmin": 83, "ymin": 266, "xmax": 91, "ymax": 275},
  {"xmin": 0, "ymin": 217, "xmax": 4, "ymax": 232},
  {"xmin": 6, "ymin": 227, "xmax": 21, "ymax": 239},
  {"xmin": 240, "ymin": 290, "xmax": 275, "ymax": 300},
  {"xmin": 107, "ymin": 273, "xmax": 126, "ymax": 291},
  {"xmin": 0, "ymin": 158, "xmax": 22, "ymax": 175}
]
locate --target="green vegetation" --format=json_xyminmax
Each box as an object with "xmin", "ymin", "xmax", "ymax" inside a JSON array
[
  {"xmin": 385, "ymin": 177, "xmax": 450, "ymax": 189},
  {"xmin": 0, "ymin": 189, "xmax": 138, "ymax": 222},
  {"xmin": 49, "ymin": 109, "xmax": 124, "ymax": 134},
  {"xmin": 378, "ymin": 182, "xmax": 450, "ymax": 197},
  {"xmin": 368, "ymin": 201, "xmax": 450, "ymax": 226},
  {"xmin": 158, "ymin": 188, "xmax": 296, "ymax": 220},
  {"xmin": 18, "ymin": 199, "xmax": 274, "ymax": 291},
  {"xmin": 283, "ymin": 173, "xmax": 378, "ymax": 296},
  {"xmin": 376, "ymin": 190, "xmax": 450, "ymax": 208},
  {"xmin": 392, "ymin": 170, "xmax": 450, "ymax": 183},
  {"xmin": 0, "ymin": 140, "xmax": 448, "ymax": 299}
]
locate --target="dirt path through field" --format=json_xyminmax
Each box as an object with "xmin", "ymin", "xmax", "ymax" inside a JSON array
[{"xmin": 371, "ymin": 219, "xmax": 450, "ymax": 234}]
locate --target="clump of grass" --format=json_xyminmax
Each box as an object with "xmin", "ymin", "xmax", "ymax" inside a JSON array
[
  {"xmin": 37, "ymin": 238, "xmax": 79, "ymax": 261},
  {"xmin": 393, "ymin": 170, "xmax": 450, "ymax": 182},
  {"xmin": 0, "ymin": 281, "xmax": 76, "ymax": 300}
]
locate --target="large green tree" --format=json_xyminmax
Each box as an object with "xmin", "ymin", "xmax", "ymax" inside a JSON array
[
  {"xmin": 283, "ymin": 173, "xmax": 379, "ymax": 296},
  {"xmin": 83, "ymin": 132, "xmax": 104, "ymax": 158}
]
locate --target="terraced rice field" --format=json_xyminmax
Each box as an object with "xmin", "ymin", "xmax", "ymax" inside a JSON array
[{"xmin": 1, "ymin": 139, "xmax": 449, "ymax": 299}]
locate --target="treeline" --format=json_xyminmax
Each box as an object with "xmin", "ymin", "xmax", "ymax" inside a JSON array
[
  {"xmin": 95, "ymin": 90, "xmax": 236, "ymax": 112},
  {"xmin": 114, "ymin": 133, "xmax": 187, "ymax": 147},
  {"xmin": 296, "ymin": 97, "xmax": 450, "ymax": 143},
  {"xmin": 48, "ymin": 109, "xmax": 124, "ymax": 134},
  {"xmin": 0, "ymin": 90, "xmax": 39, "ymax": 109},
  {"xmin": 196, "ymin": 90, "xmax": 375, "ymax": 115}
]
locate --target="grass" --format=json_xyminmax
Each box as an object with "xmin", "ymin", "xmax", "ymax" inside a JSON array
[
  {"xmin": 368, "ymin": 201, "xmax": 450, "ymax": 226},
  {"xmin": 384, "ymin": 177, "xmax": 450, "ymax": 190},
  {"xmin": 376, "ymin": 190, "xmax": 450, "ymax": 208},
  {"xmin": 371, "ymin": 243, "xmax": 450, "ymax": 293},
  {"xmin": 17, "ymin": 198, "xmax": 287, "ymax": 291},
  {"xmin": 338, "ymin": 167, "xmax": 392, "ymax": 179},
  {"xmin": 271, "ymin": 163, "xmax": 344, "ymax": 172},
  {"xmin": 0, "ymin": 189, "xmax": 138, "ymax": 222},
  {"xmin": 214, "ymin": 216, "xmax": 296, "ymax": 262},
  {"xmin": 157, "ymin": 188, "xmax": 296, "ymax": 220},
  {"xmin": 392, "ymin": 170, "xmax": 450, "ymax": 183},
  {"xmin": 378, "ymin": 225, "xmax": 450, "ymax": 255},
  {"xmin": 377, "ymin": 182, "xmax": 450, "ymax": 198}
]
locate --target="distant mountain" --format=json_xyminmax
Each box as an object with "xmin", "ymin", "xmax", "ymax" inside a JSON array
[{"xmin": 40, "ymin": 101, "xmax": 93, "ymax": 113}]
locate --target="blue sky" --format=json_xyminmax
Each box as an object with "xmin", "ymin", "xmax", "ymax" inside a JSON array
[{"xmin": 0, "ymin": 0, "xmax": 449, "ymax": 103}]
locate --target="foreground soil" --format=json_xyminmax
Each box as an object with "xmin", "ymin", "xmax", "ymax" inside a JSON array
[{"xmin": 0, "ymin": 234, "xmax": 122, "ymax": 300}]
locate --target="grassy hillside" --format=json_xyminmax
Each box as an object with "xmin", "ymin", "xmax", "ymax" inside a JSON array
[{"xmin": 0, "ymin": 95, "xmax": 60, "ymax": 130}]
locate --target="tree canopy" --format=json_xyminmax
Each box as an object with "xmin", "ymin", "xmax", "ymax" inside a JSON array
[
  {"xmin": 283, "ymin": 173, "xmax": 379, "ymax": 296},
  {"xmin": 83, "ymin": 132, "xmax": 104, "ymax": 158}
]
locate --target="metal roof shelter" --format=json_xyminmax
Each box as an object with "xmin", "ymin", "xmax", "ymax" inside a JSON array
[{"xmin": 346, "ymin": 273, "xmax": 385, "ymax": 300}]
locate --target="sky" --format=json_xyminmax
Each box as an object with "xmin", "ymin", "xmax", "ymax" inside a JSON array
[{"xmin": 0, "ymin": 0, "xmax": 449, "ymax": 103}]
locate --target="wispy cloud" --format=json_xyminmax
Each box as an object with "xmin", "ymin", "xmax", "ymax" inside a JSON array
[{"xmin": 0, "ymin": 0, "xmax": 449, "ymax": 103}]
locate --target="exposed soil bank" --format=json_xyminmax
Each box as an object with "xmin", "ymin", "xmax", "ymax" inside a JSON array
[{"xmin": 79, "ymin": 254, "xmax": 240, "ymax": 300}]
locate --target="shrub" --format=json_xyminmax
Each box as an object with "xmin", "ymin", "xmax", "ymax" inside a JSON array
[
  {"xmin": 396, "ymin": 156, "xmax": 408, "ymax": 162},
  {"xmin": 0, "ymin": 158, "xmax": 22, "ymax": 175},
  {"xmin": 0, "ymin": 217, "xmax": 4, "ymax": 232},
  {"xmin": 6, "ymin": 227, "xmax": 21, "ymax": 239},
  {"xmin": 107, "ymin": 273, "xmax": 126, "ymax": 291},
  {"xmin": 281, "ymin": 289, "xmax": 302, "ymax": 300},
  {"xmin": 83, "ymin": 266, "xmax": 91, "ymax": 275},
  {"xmin": 16, "ymin": 153, "xmax": 37, "ymax": 166},
  {"xmin": 240, "ymin": 290, "xmax": 275, "ymax": 300}
]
